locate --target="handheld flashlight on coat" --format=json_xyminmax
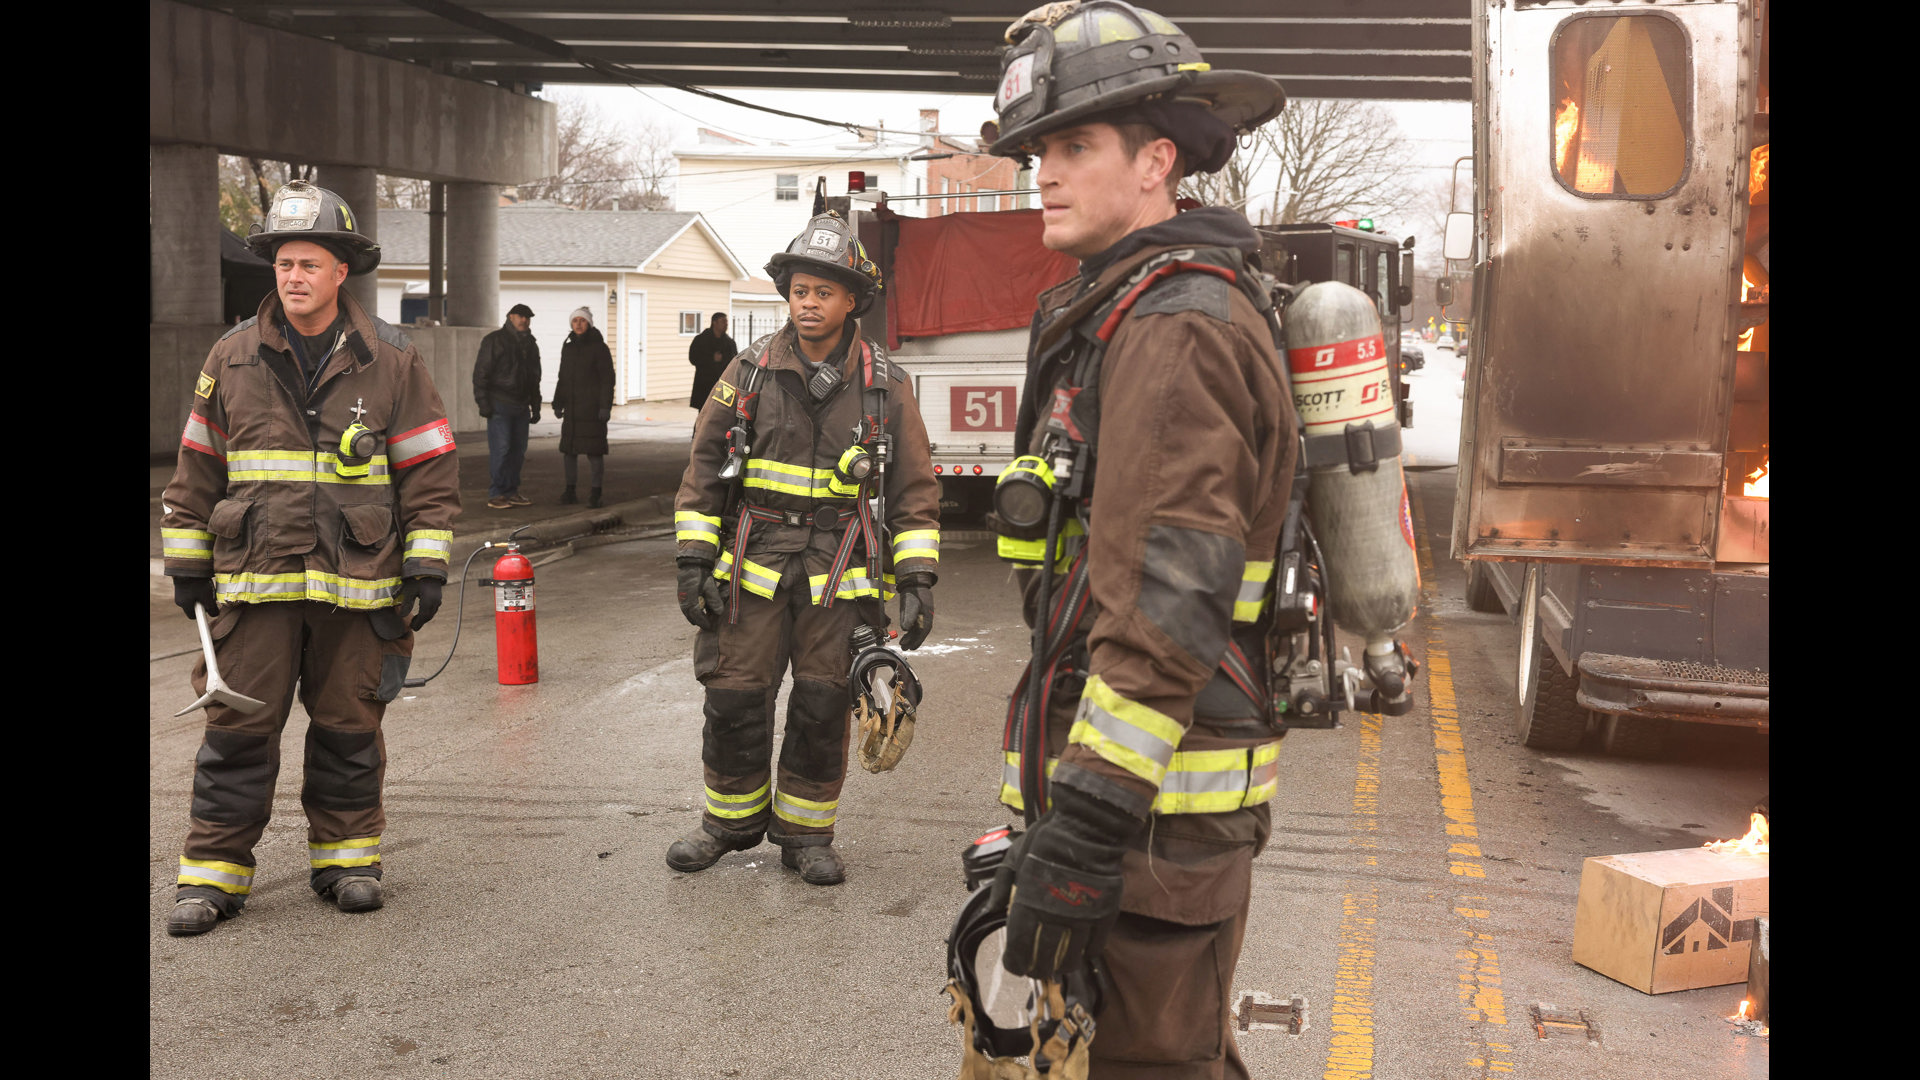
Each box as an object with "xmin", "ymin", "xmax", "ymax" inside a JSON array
[
  {"xmin": 834, "ymin": 444, "xmax": 875, "ymax": 494},
  {"xmin": 336, "ymin": 397, "xmax": 378, "ymax": 478}
]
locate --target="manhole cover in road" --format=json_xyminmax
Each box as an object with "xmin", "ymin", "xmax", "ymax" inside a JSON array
[
  {"xmin": 1529, "ymin": 1003, "xmax": 1601, "ymax": 1045},
  {"xmin": 1236, "ymin": 993, "xmax": 1305, "ymax": 1034}
]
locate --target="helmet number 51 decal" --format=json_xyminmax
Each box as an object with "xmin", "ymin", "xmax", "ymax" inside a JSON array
[{"xmin": 997, "ymin": 53, "xmax": 1034, "ymax": 110}]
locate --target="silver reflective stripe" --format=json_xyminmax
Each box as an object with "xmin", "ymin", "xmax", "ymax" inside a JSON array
[
  {"xmin": 310, "ymin": 843, "xmax": 381, "ymax": 862},
  {"xmin": 773, "ymin": 793, "xmax": 836, "ymax": 827},
  {"xmin": 388, "ymin": 421, "xmax": 455, "ymax": 465},
  {"xmin": 722, "ymin": 556, "xmax": 781, "ymax": 594},
  {"xmin": 217, "ymin": 577, "xmax": 305, "ymax": 599},
  {"xmin": 1160, "ymin": 762, "xmax": 1250, "ymax": 797},
  {"xmin": 316, "ymin": 455, "xmax": 392, "ymax": 483},
  {"xmin": 404, "ymin": 536, "xmax": 451, "ymax": 559},
  {"xmin": 318, "ymin": 579, "xmax": 398, "ymax": 604},
  {"xmin": 1078, "ymin": 698, "xmax": 1179, "ymax": 776},
  {"xmin": 1236, "ymin": 578, "xmax": 1267, "ymax": 606},
  {"xmin": 178, "ymin": 864, "xmax": 252, "ymax": 889},
  {"xmin": 1250, "ymin": 748, "xmax": 1281, "ymax": 791},
  {"xmin": 228, "ymin": 455, "xmax": 316, "ymax": 478},
  {"xmin": 182, "ymin": 414, "xmax": 223, "ymax": 454}
]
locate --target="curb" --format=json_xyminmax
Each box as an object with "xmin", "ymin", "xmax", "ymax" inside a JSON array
[{"xmin": 447, "ymin": 494, "xmax": 674, "ymax": 571}]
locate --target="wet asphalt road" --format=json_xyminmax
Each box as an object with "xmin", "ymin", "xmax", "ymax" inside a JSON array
[{"xmin": 148, "ymin": 471, "xmax": 1769, "ymax": 1078}]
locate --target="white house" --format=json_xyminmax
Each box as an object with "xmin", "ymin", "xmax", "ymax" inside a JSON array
[
  {"xmin": 673, "ymin": 128, "xmax": 931, "ymax": 281},
  {"xmin": 375, "ymin": 204, "xmax": 750, "ymax": 405}
]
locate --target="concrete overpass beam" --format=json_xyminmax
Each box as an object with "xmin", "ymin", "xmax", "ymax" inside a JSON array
[
  {"xmin": 150, "ymin": 144, "xmax": 220, "ymax": 325},
  {"xmin": 317, "ymin": 165, "xmax": 379, "ymax": 316},
  {"xmin": 447, "ymin": 183, "xmax": 499, "ymax": 329}
]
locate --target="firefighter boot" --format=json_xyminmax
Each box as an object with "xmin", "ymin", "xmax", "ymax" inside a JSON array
[
  {"xmin": 165, "ymin": 896, "xmax": 225, "ymax": 937},
  {"xmin": 330, "ymin": 875, "xmax": 384, "ymax": 913},
  {"xmin": 780, "ymin": 842, "xmax": 845, "ymax": 886},
  {"xmin": 666, "ymin": 824, "xmax": 764, "ymax": 872},
  {"xmin": 561, "ymin": 485, "xmax": 578, "ymax": 505}
]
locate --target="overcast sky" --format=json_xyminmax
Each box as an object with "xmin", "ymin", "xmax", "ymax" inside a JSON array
[{"xmin": 557, "ymin": 83, "xmax": 1471, "ymax": 211}]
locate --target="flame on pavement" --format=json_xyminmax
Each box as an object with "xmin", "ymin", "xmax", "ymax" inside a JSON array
[{"xmin": 1705, "ymin": 812, "xmax": 1769, "ymax": 856}]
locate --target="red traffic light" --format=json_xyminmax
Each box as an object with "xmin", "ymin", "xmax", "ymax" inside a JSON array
[{"xmin": 848, "ymin": 170, "xmax": 868, "ymax": 194}]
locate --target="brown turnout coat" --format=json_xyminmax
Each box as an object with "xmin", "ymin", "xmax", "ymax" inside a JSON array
[
  {"xmin": 161, "ymin": 290, "xmax": 462, "ymax": 610},
  {"xmin": 674, "ymin": 319, "xmax": 940, "ymax": 600}
]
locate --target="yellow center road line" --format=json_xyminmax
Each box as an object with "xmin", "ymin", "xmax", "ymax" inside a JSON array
[
  {"xmin": 1409, "ymin": 480, "xmax": 1515, "ymax": 1076},
  {"xmin": 1323, "ymin": 714, "xmax": 1383, "ymax": 1080}
]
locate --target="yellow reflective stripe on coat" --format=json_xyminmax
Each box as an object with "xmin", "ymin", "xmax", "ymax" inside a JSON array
[
  {"xmin": 741, "ymin": 458, "xmax": 859, "ymax": 500},
  {"xmin": 226, "ymin": 449, "xmax": 317, "ymax": 482},
  {"xmin": 808, "ymin": 569, "xmax": 897, "ymax": 604},
  {"xmin": 403, "ymin": 529, "xmax": 452, "ymax": 562},
  {"xmin": 675, "ymin": 511, "xmax": 724, "ymax": 544},
  {"xmin": 161, "ymin": 528, "xmax": 215, "ymax": 560},
  {"xmin": 223, "ymin": 450, "xmax": 391, "ymax": 485},
  {"xmin": 998, "ymin": 751, "xmax": 1061, "ymax": 811},
  {"xmin": 178, "ymin": 858, "xmax": 254, "ymax": 895},
  {"xmin": 715, "ymin": 551, "xmax": 781, "ymax": 599},
  {"xmin": 1234, "ymin": 560, "xmax": 1275, "ymax": 622},
  {"xmin": 214, "ymin": 571, "xmax": 401, "ymax": 608},
  {"xmin": 706, "ymin": 783, "xmax": 770, "ymax": 819},
  {"xmin": 772, "ymin": 790, "xmax": 838, "ymax": 828},
  {"xmin": 999, "ymin": 744, "xmax": 1282, "ymax": 814},
  {"xmin": 309, "ymin": 836, "xmax": 382, "ymax": 868},
  {"xmin": 1066, "ymin": 675, "xmax": 1186, "ymax": 787},
  {"xmin": 892, "ymin": 529, "xmax": 940, "ymax": 563}
]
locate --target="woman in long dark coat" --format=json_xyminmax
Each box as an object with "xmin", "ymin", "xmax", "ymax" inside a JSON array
[{"xmin": 553, "ymin": 306, "xmax": 616, "ymax": 507}]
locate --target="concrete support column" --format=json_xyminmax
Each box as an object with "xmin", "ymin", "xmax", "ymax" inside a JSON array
[
  {"xmin": 150, "ymin": 143, "xmax": 221, "ymax": 325},
  {"xmin": 447, "ymin": 182, "xmax": 499, "ymax": 328},
  {"xmin": 317, "ymin": 165, "xmax": 379, "ymax": 317}
]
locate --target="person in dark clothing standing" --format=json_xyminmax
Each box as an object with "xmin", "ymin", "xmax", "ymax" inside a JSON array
[
  {"xmin": 686, "ymin": 311, "xmax": 737, "ymax": 409},
  {"xmin": 554, "ymin": 306, "xmax": 615, "ymax": 508},
  {"xmin": 472, "ymin": 302, "xmax": 542, "ymax": 509}
]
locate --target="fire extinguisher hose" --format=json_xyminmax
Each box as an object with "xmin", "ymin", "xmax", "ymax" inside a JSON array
[{"xmin": 402, "ymin": 542, "xmax": 497, "ymax": 689}]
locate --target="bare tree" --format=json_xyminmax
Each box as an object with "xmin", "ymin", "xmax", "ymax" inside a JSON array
[
  {"xmin": 1257, "ymin": 99, "xmax": 1418, "ymax": 226},
  {"xmin": 518, "ymin": 93, "xmax": 675, "ymax": 210},
  {"xmin": 218, "ymin": 156, "xmax": 311, "ymax": 235},
  {"xmin": 377, "ymin": 174, "xmax": 431, "ymax": 210},
  {"xmin": 1177, "ymin": 133, "xmax": 1273, "ymax": 213}
]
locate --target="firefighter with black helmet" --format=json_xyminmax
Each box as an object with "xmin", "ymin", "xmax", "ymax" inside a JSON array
[
  {"xmin": 667, "ymin": 211, "xmax": 941, "ymax": 886},
  {"xmin": 952, "ymin": 2, "xmax": 1296, "ymax": 1074},
  {"xmin": 160, "ymin": 181, "xmax": 461, "ymax": 936}
]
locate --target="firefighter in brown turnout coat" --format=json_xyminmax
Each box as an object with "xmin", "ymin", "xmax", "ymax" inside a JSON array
[
  {"xmin": 957, "ymin": 4, "xmax": 1296, "ymax": 1076},
  {"xmin": 160, "ymin": 182, "xmax": 461, "ymax": 936},
  {"xmin": 667, "ymin": 212, "xmax": 941, "ymax": 886}
]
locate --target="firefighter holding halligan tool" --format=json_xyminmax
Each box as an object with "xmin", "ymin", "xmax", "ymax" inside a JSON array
[
  {"xmin": 667, "ymin": 211, "xmax": 942, "ymax": 886},
  {"xmin": 941, "ymin": 3, "xmax": 1332, "ymax": 1077},
  {"xmin": 161, "ymin": 182, "xmax": 460, "ymax": 936}
]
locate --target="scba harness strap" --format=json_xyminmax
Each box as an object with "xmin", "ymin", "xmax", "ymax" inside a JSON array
[
  {"xmin": 720, "ymin": 333, "xmax": 895, "ymax": 621},
  {"xmin": 1004, "ymin": 244, "xmax": 1288, "ymax": 816}
]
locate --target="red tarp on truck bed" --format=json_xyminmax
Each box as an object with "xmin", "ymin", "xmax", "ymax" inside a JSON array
[{"xmin": 888, "ymin": 209, "xmax": 1078, "ymax": 347}]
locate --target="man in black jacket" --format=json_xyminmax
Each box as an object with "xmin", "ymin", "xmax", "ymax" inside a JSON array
[
  {"xmin": 473, "ymin": 303, "xmax": 542, "ymax": 509},
  {"xmin": 686, "ymin": 312, "xmax": 737, "ymax": 409}
]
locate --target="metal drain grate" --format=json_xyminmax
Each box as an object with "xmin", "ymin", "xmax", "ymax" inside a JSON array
[{"xmin": 1654, "ymin": 660, "xmax": 1769, "ymax": 686}]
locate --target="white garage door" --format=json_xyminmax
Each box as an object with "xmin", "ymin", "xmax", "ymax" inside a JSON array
[{"xmin": 500, "ymin": 281, "xmax": 608, "ymax": 403}]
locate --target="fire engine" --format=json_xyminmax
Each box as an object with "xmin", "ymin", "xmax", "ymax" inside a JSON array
[{"xmin": 1447, "ymin": 0, "xmax": 1770, "ymax": 756}]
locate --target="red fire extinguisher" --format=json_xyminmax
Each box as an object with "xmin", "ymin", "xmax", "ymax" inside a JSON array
[{"xmin": 485, "ymin": 544, "xmax": 539, "ymax": 684}]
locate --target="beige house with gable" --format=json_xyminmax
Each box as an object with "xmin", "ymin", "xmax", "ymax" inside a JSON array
[{"xmin": 375, "ymin": 204, "xmax": 749, "ymax": 405}]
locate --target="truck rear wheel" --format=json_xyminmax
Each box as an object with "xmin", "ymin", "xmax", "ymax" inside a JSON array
[
  {"xmin": 1514, "ymin": 565, "xmax": 1587, "ymax": 750},
  {"xmin": 1464, "ymin": 561, "xmax": 1504, "ymax": 614},
  {"xmin": 1599, "ymin": 714, "xmax": 1671, "ymax": 758}
]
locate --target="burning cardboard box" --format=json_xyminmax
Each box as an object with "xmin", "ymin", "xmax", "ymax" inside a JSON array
[{"xmin": 1572, "ymin": 815, "xmax": 1770, "ymax": 994}]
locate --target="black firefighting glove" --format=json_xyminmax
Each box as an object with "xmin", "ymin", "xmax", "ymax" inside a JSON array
[
  {"xmin": 398, "ymin": 577, "xmax": 443, "ymax": 631},
  {"xmin": 677, "ymin": 557, "xmax": 726, "ymax": 630},
  {"xmin": 897, "ymin": 572, "xmax": 935, "ymax": 651},
  {"xmin": 173, "ymin": 576, "xmax": 219, "ymax": 620},
  {"xmin": 989, "ymin": 784, "xmax": 1141, "ymax": 982}
]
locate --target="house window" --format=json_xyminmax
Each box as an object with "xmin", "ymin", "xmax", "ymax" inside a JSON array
[
  {"xmin": 776, "ymin": 174, "xmax": 799, "ymax": 201},
  {"xmin": 680, "ymin": 311, "xmax": 704, "ymax": 335}
]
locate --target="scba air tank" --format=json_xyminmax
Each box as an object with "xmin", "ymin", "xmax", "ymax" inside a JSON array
[{"xmin": 1283, "ymin": 281, "xmax": 1420, "ymax": 643}]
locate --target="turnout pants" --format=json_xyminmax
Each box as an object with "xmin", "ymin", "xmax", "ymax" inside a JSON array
[
  {"xmin": 1090, "ymin": 804, "xmax": 1273, "ymax": 1080},
  {"xmin": 692, "ymin": 566, "xmax": 866, "ymax": 847},
  {"xmin": 175, "ymin": 601, "xmax": 413, "ymax": 914}
]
